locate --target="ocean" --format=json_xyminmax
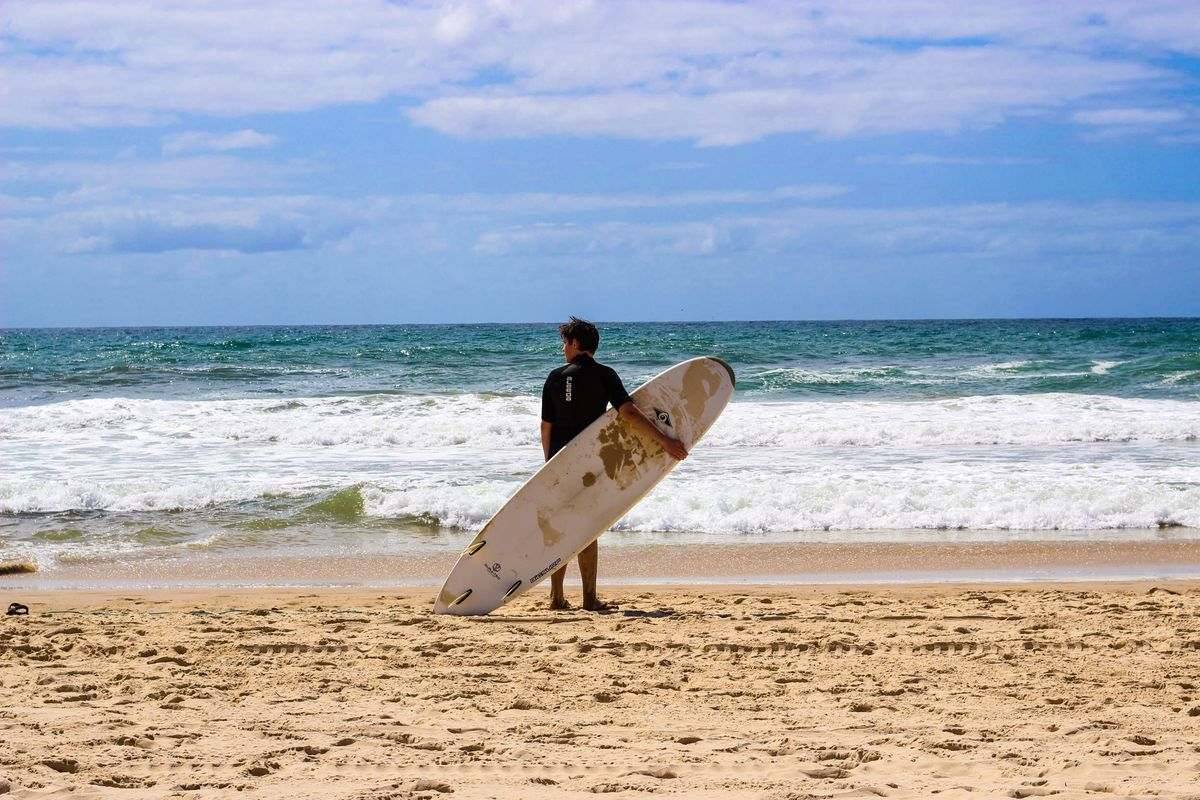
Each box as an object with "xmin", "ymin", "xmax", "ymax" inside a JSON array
[{"xmin": 2, "ymin": 319, "xmax": 1198, "ymax": 574}]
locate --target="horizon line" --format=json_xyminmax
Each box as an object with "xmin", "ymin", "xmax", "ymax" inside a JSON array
[{"xmin": 2, "ymin": 315, "xmax": 1198, "ymax": 331}]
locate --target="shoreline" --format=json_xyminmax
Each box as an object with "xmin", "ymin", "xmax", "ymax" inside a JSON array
[{"xmin": 4, "ymin": 538, "xmax": 1200, "ymax": 591}]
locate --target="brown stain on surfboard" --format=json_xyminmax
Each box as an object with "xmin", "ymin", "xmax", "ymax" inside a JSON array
[
  {"xmin": 682, "ymin": 359, "xmax": 721, "ymax": 427},
  {"xmin": 537, "ymin": 509, "xmax": 564, "ymax": 547},
  {"xmin": 582, "ymin": 471, "xmax": 597, "ymax": 487},
  {"xmin": 597, "ymin": 419, "xmax": 654, "ymax": 490}
]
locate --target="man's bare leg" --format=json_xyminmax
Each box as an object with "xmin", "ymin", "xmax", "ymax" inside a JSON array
[
  {"xmin": 549, "ymin": 565, "xmax": 571, "ymax": 610},
  {"xmin": 578, "ymin": 540, "xmax": 616, "ymax": 611}
]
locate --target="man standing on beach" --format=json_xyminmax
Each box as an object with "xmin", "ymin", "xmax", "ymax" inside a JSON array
[{"xmin": 541, "ymin": 317, "xmax": 688, "ymax": 611}]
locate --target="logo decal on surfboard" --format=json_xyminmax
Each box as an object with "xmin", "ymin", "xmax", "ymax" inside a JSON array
[
  {"xmin": 529, "ymin": 557, "xmax": 562, "ymax": 584},
  {"xmin": 485, "ymin": 562, "xmax": 502, "ymax": 579},
  {"xmin": 653, "ymin": 407, "xmax": 673, "ymax": 428}
]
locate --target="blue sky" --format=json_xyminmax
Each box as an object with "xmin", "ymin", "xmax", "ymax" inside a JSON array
[{"xmin": 2, "ymin": 1, "xmax": 1199, "ymax": 326}]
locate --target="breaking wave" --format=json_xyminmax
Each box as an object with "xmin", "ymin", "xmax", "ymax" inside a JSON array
[{"xmin": 2, "ymin": 393, "xmax": 1197, "ymax": 533}]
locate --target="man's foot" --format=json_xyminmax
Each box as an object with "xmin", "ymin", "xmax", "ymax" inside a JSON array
[
  {"xmin": 549, "ymin": 597, "xmax": 573, "ymax": 611},
  {"xmin": 583, "ymin": 598, "xmax": 618, "ymax": 612}
]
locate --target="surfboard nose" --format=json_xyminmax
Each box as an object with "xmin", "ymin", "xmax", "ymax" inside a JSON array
[{"xmin": 710, "ymin": 356, "xmax": 736, "ymax": 388}]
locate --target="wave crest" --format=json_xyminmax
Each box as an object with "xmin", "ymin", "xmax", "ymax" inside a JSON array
[{"xmin": 3, "ymin": 392, "xmax": 1198, "ymax": 449}]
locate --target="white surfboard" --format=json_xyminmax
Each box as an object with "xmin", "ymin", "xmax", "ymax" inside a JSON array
[{"xmin": 433, "ymin": 356, "xmax": 735, "ymax": 615}]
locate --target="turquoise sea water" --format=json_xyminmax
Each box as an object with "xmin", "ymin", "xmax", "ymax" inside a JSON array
[
  {"xmin": 3, "ymin": 319, "xmax": 1198, "ymax": 406},
  {"xmin": 1, "ymin": 319, "xmax": 1198, "ymax": 577}
]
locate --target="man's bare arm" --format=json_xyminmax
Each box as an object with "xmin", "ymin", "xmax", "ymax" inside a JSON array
[
  {"xmin": 541, "ymin": 420, "xmax": 553, "ymax": 462},
  {"xmin": 618, "ymin": 402, "xmax": 688, "ymax": 460}
]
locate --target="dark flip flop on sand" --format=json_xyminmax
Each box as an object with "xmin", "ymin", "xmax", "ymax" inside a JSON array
[{"xmin": 5, "ymin": 602, "xmax": 29, "ymax": 616}]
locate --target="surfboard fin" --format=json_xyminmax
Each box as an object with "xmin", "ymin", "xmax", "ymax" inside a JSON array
[
  {"xmin": 465, "ymin": 540, "xmax": 486, "ymax": 556},
  {"xmin": 503, "ymin": 580, "xmax": 522, "ymax": 599},
  {"xmin": 452, "ymin": 589, "xmax": 473, "ymax": 606}
]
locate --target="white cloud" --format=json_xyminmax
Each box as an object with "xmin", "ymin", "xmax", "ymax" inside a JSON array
[
  {"xmin": 4, "ymin": 179, "xmax": 1200, "ymax": 277},
  {"xmin": 465, "ymin": 201, "xmax": 1200, "ymax": 262},
  {"xmin": 2, "ymin": 155, "xmax": 313, "ymax": 193},
  {"xmin": 4, "ymin": 192, "xmax": 360, "ymax": 256},
  {"xmin": 1072, "ymin": 106, "xmax": 1198, "ymax": 141},
  {"xmin": 1073, "ymin": 107, "xmax": 1188, "ymax": 126},
  {"xmin": 69, "ymin": 214, "xmax": 345, "ymax": 255},
  {"xmin": 408, "ymin": 48, "xmax": 1158, "ymax": 145},
  {"xmin": 1158, "ymin": 131, "xmax": 1200, "ymax": 145},
  {"xmin": 385, "ymin": 185, "xmax": 850, "ymax": 215},
  {"xmin": 651, "ymin": 161, "xmax": 706, "ymax": 171},
  {"xmin": 473, "ymin": 220, "xmax": 732, "ymax": 257},
  {"xmin": 0, "ymin": 184, "xmax": 846, "ymax": 255},
  {"xmin": 856, "ymin": 154, "xmax": 1044, "ymax": 166},
  {"xmin": 162, "ymin": 129, "xmax": 278, "ymax": 155},
  {"xmin": 0, "ymin": 183, "xmax": 849, "ymax": 258},
  {"xmin": 2, "ymin": 1, "xmax": 1198, "ymax": 143}
]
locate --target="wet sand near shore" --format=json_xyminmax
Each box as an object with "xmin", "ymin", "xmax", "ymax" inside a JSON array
[
  {"xmin": 2, "ymin": 582, "xmax": 1199, "ymax": 798},
  {"xmin": 5, "ymin": 537, "xmax": 1200, "ymax": 590}
]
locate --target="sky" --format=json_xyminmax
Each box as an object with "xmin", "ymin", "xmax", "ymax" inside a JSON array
[{"xmin": 2, "ymin": 0, "xmax": 1199, "ymax": 326}]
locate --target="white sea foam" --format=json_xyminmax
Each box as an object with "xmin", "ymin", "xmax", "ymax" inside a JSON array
[
  {"xmin": 1161, "ymin": 370, "xmax": 1200, "ymax": 386},
  {"xmin": 2, "ymin": 472, "xmax": 1196, "ymax": 534},
  {"xmin": 964, "ymin": 360, "xmax": 1034, "ymax": 374},
  {"xmin": 710, "ymin": 394, "xmax": 1199, "ymax": 447},
  {"xmin": 360, "ymin": 465, "xmax": 1200, "ymax": 533},
  {"xmin": 2, "ymin": 393, "xmax": 1198, "ymax": 532},
  {"xmin": 615, "ymin": 468, "xmax": 1199, "ymax": 533},
  {"xmin": 0, "ymin": 394, "xmax": 542, "ymax": 450},
  {"xmin": 3, "ymin": 392, "xmax": 1198, "ymax": 449},
  {"xmin": 0, "ymin": 476, "xmax": 310, "ymax": 515},
  {"xmin": 750, "ymin": 365, "xmax": 911, "ymax": 386},
  {"xmin": 10, "ymin": 462, "xmax": 1186, "ymax": 534}
]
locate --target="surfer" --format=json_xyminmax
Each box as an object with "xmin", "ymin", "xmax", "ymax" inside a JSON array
[{"xmin": 542, "ymin": 317, "xmax": 688, "ymax": 611}]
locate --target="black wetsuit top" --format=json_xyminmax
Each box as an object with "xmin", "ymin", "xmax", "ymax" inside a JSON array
[{"xmin": 541, "ymin": 354, "xmax": 631, "ymax": 457}]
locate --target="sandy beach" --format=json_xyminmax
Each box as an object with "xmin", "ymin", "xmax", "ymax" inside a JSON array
[{"xmin": 3, "ymin": 581, "xmax": 1199, "ymax": 798}]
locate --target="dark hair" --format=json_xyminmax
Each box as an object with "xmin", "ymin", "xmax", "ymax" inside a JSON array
[{"xmin": 559, "ymin": 316, "xmax": 600, "ymax": 353}]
